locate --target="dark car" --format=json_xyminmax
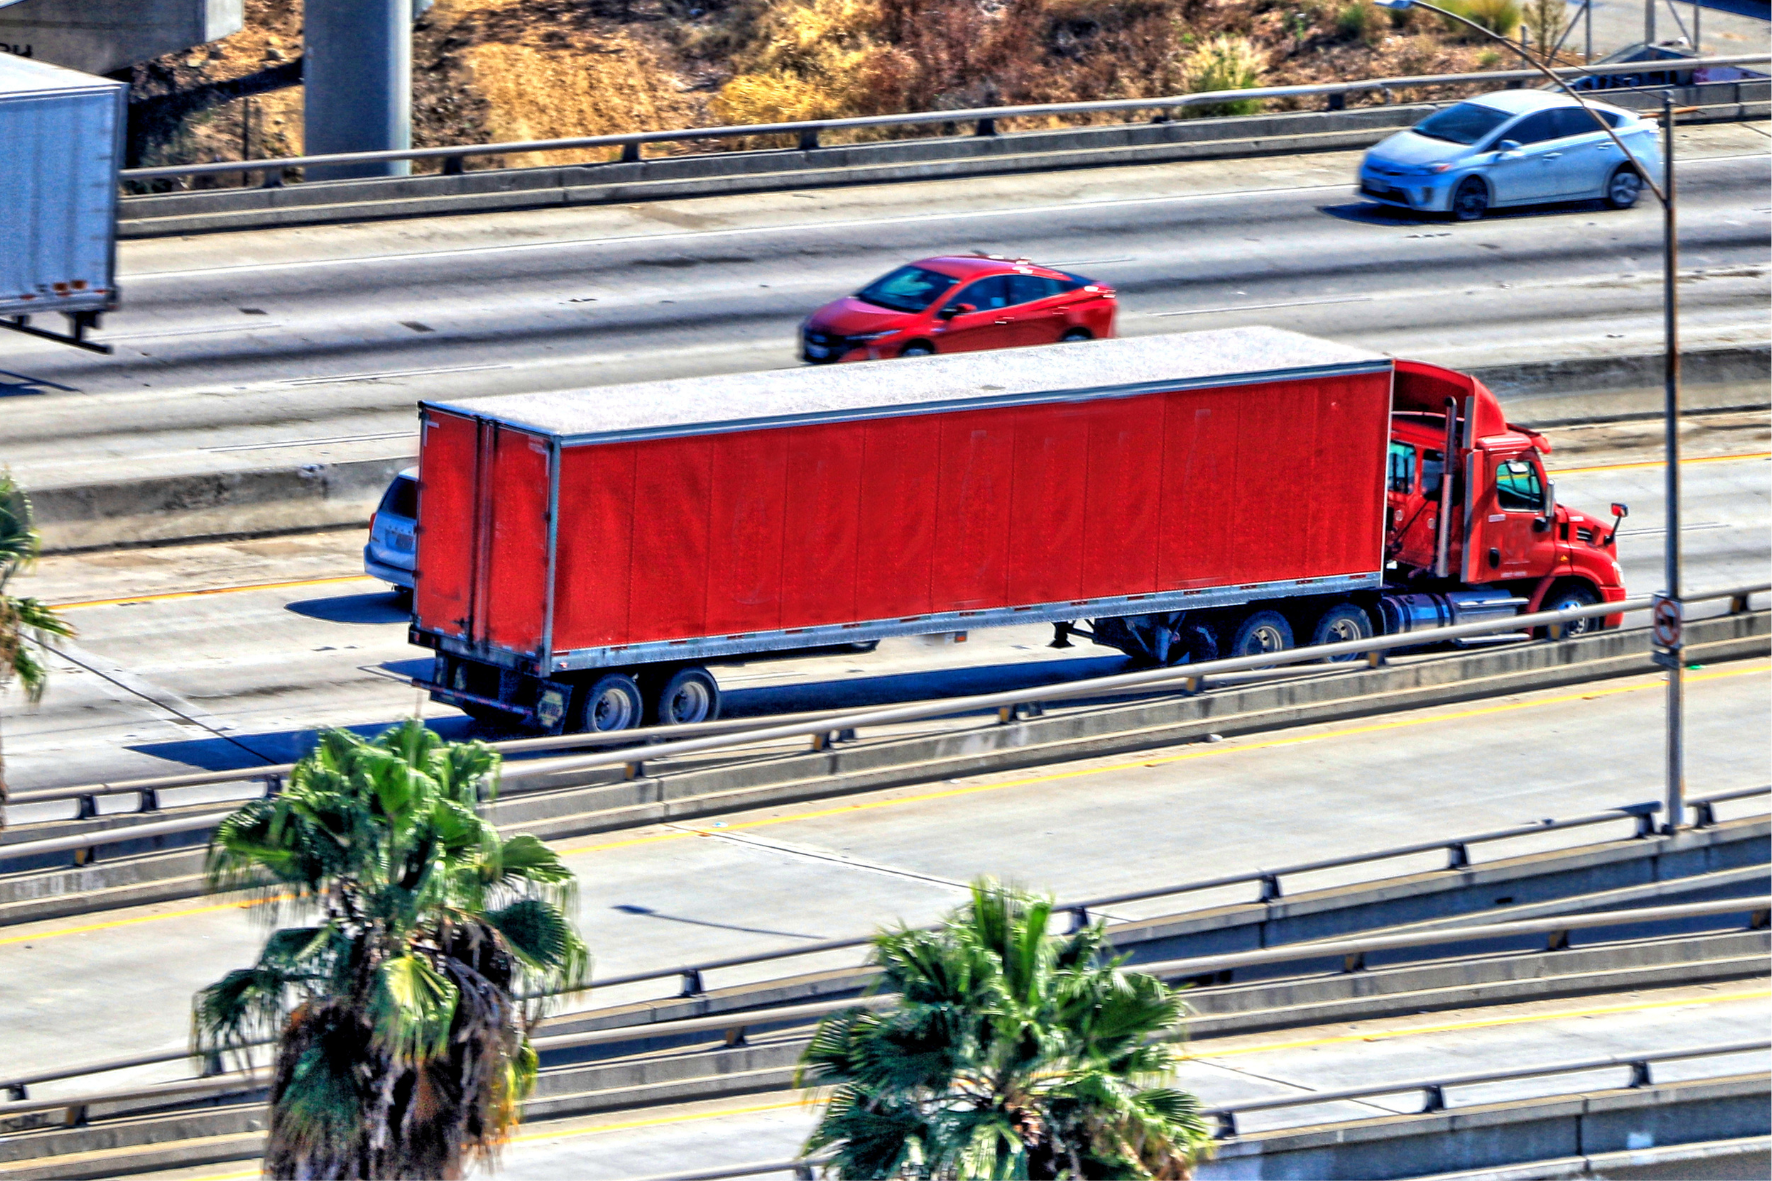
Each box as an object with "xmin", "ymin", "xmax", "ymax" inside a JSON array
[{"xmin": 801, "ymin": 254, "xmax": 1117, "ymax": 363}]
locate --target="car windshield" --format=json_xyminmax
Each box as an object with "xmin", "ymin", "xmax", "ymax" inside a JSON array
[
  {"xmin": 1411, "ymin": 102, "xmax": 1514, "ymax": 145},
  {"xmin": 855, "ymin": 265, "xmax": 957, "ymax": 313}
]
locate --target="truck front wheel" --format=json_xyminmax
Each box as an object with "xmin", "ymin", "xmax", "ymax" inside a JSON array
[
  {"xmin": 579, "ymin": 673, "xmax": 643, "ymax": 732},
  {"xmin": 1229, "ymin": 610, "xmax": 1294, "ymax": 664},
  {"xmin": 652, "ymin": 666, "xmax": 721, "ymax": 725},
  {"xmin": 1540, "ymin": 582, "xmax": 1600, "ymax": 637}
]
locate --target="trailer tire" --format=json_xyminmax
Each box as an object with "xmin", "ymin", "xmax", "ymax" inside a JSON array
[
  {"xmin": 652, "ymin": 666, "xmax": 721, "ymax": 726},
  {"xmin": 1228, "ymin": 610, "xmax": 1294, "ymax": 665},
  {"xmin": 578, "ymin": 673, "xmax": 643, "ymax": 732},
  {"xmin": 1309, "ymin": 602, "xmax": 1373, "ymax": 661}
]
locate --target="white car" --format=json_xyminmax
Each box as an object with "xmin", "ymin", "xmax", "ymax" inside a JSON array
[
  {"xmin": 1359, "ymin": 90, "xmax": 1660, "ymax": 220},
  {"xmin": 364, "ymin": 467, "xmax": 418, "ymax": 596}
]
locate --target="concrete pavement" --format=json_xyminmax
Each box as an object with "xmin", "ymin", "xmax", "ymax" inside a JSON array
[
  {"xmin": 1, "ymin": 653, "xmax": 1764, "ymax": 1100},
  {"xmin": 1, "ymin": 124, "xmax": 1765, "ymax": 547}
]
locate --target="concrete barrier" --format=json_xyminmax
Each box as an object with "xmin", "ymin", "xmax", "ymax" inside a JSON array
[
  {"xmin": 1197, "ymin": 1074, "xmax": 1771, "ymax": 1180},
  {"xmin": 113, "ymin": 81, "xmax": 1769, "ymax": 239}
]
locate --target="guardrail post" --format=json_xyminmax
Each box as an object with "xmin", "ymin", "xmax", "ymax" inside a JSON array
[
  {"xmin": 1630, "ymin": 805, "xmax": 1658, "ymax": 839},
  {"xmin": 1214, "ymin": 1111, "xmax": 1237, "ymax": 1139},
  {"xmin": 263, "ymin": 773, "xmax": 283, "ymax": 799},
  {"xmin": 1326, "ymin": 92, "xmax": 1347, "ymax": 111},
  {"xmin": 138, "ymin": 788, "xmax": 160, "ymax": 814},
  {"xmin": 1546, "ymin": 928, "xmax": 1571, "ymax": 951},
  {"xmin": 798, "ymin": 129, "xmax": 820, "ymax": 151},
  {"xmin": 724, "ymin": 1024, "xmax": 749, "ymax": 1048},
  {"xmin": 75, "ymin": 794, "xmax": 96, "ymax": 821},
  {"xmin": 620, "ymin": 142, "xmax": 642, "ymax": 164},
  {"xmin": 1420, "ymin": 1084, "xmax": 1446, "ymax": 1112},
  {"xmin": 1067, "ymin": 906, "xmax": 1090, "ymax": 933},
  {"xmin": 1259, "ymin": 874, "xmax": 1283, "ymax": 902},
  {"xmin": 624, "ymin": 760, "xmax": 645, "ymax": 780},
  {"xmin": 1365, "ymin": 649, "xmax": 1386, "ymax": 669},
  {"xmin": 1342, "ymin": 950, "xmax": 1367, "ymax": 973},
  {"xmin": 442, "ymin": 155, "xmax": 464, "ymax": 176},
  {"xmin": 680, "ymin": 968, "xmax": 705, "ymax": 997},
  {"xmin": 1729, "ymin": 593, "xmax": 1749, "ymax": 614},
  {"xmin": 998, "ymin": 703, "xmax": 1044, "ymax": 725},
  {"xmin": 64, "ymin": 1103, "xmax": 87, "ymax": 1127},
  {"xmin": 4, "ymin": 1084, "xmax": 24, "ymax": 1101},
  {"xmin": 73, "ymin": 846, "xmax": 97, "ymax": 867},
  {"xmin": 202, "ymin": 1051, "xmax": 225, "ymax": 1077},
  {"xmin": 1750, "ymin": 907, "xmax": 1769, "ymax": 931},
  {"xmin": 1628, "ymin": 1060, "xmax": 1653, "ymax": 1088},
  {"xmin": 259, "ymin": 168, "xmax": 284, "ymax": 188},
  {"xmin": 793, "ymin": 1164, "xmax": 816, "ymax": 1181},
  {"xmin": 1692, "ymin": 798, "xmax": 1716, "ymax": 828},
  {"xmin": 975, "ymin": 118, "xmax": 997, "ymax": 136},
  {"xmin": 1445, "ymin": 841, "xmax": 1470, "ymax": 870}
]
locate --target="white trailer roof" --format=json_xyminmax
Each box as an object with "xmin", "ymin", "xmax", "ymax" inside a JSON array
[{"xmin": 427, "ymin": 326, "xmax": 1391, "ymax": 443}]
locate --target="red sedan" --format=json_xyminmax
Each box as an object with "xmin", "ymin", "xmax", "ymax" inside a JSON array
[{"xmin": 800, "ymin": 254, "xmax": 1117, "ymax": 364}]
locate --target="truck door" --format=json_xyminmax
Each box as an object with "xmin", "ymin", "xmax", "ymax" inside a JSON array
[{"xmin": 1476, "ymin": 454, "xmax": 1554, "ymax": 579}]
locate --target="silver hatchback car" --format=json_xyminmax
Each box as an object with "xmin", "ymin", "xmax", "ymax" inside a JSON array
[
  {"xmin": 364, "ymin": 467, "xmax": 418, "ymax": 596},
  {"xmin": 1359, "ymin": 90, "xmax": 1659, "ymax": 220}
]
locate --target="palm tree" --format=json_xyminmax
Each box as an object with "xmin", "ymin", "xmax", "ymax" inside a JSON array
[
  {"xmin": 798, "ymin": 880, "xmax": 1212, "ymax": 1179},
  {"xmin": 194, "ymin": 719, "xmax": 589, "ymax": 1180},
  {"xmin": 0, "ymin": 473, "xmax": 75, "ymax": 810}
]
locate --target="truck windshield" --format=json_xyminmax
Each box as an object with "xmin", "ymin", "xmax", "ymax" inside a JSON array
[
  {"xmin": 1412, "ymin": 102, "xmax": 1513, "ymax": 145},
  {"xmin": 855, "ymin": 265, "xmax": 958, "ymax": 313}
]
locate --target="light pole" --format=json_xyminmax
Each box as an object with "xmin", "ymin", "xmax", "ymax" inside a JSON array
[{"xmin": 1374, "ymin": 0, "xmax": 1686, "ymax": 831}]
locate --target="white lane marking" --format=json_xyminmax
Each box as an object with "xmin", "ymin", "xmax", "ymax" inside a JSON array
[
  {"xmin": 204, "ymin": 430, "xmax": 419, "ymax": 453},
  {"xmin": 119, "ymin": 151, "xmax": 1772, "ymax": 281},
  {"xmin": 278, "ymin": 362, "xmax": 512, "ymax": 386},
  {"xmin": 663, "ymin": 825, "xmax": 974, "ymax": 894},
  {"xmin": 102, "ymin": 322, "xmax": 285, "ymax": 340},
  {"xmin": 1154, "ymin": 294, "xmax": 1375, "ymax": 317}
]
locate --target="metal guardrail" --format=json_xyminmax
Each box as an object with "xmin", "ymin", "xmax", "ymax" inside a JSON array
[
  {"xmin": 116, "ymin": 56, "xmax": 1769, "ymax": 183},
  {"xmin": 2, "ymin": 582, "xmax": 1764, "ymax": 854},
  {"xmin": 6, "ymin": 832, "xmax": 1764, "ymax": 1106}
]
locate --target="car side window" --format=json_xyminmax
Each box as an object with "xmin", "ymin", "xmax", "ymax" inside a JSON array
[
  {"xmin": 1495, "ymin": 459, "xmax": 1545, "ymax": 512},
  {"xmin": 1506, "ymin": 111, "xmax": 1561, "ymax": 145},
  {"xmin": 957, "ymin": 275, "xmax": 1012, "ymax": 310},
  {"xmin": 1007, "ymin": 274, "xmax": 1057, "ymax": 306},
  {"xmin": 1551, "ymin": 107, "xmax": 1600, "ymax": 139},
  {"xmin": 1387, "ymin": 442, "xmax": 1416, "ymax": 494}
]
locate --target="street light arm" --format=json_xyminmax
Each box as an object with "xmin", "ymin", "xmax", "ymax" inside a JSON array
[{"xmin": 1380, "ymin": 0, "xmax": 1668, "ymax": 205}]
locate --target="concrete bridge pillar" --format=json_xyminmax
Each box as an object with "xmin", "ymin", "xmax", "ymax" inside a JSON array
[{"xmin": 303, "ymin": 0, "xmax": 410, "ymax": 180}]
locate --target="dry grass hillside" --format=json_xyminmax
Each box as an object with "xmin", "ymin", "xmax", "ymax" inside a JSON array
[{"xmin": 126, "ymin": 0, "xmax": 1541, "ymax": 177}]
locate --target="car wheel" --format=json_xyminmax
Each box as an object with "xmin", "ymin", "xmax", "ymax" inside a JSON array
[
  {"xmin": 1539, "ymin": 583, "xmax": 1600, "ymax": 638},
  {"xmin": 1604, "ymin": 166, "xmax": 1642, "ymax": 210},
  {"xmin": 1228, "ymin": 610, "xmax": 1294, "ymax": 666},
  {"xmin": 899, "ymin": 342, "xmax": 934, "ymax": 357},
  {"xmin": 1059, "ymin": 328, "xmax": 1092, "ymax": 342},
  {"xmin": 1452, "ymin": 177, "xmax": 1489, "ymax": 221},
  {"xmin": 578, "ymin": 673, "xmax": 643, "ymax": 732},
  {"xmin": 1309, "ymin": 602, "xmax": 1373, "ymax": 661}
]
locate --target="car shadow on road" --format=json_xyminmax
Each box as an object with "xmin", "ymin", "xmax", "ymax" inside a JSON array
[
  {"xmin": 1320, "ymin": 200, "xmax": 1441, "ymax": 226},
  {"xmin": 285, "ymin": 591, "xmax": 411, "ymax": 625}
]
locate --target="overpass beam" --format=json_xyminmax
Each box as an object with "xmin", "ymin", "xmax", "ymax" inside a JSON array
[{"xmin": 302, "ymin": 0, "xmax": 410, "ymax": 180}]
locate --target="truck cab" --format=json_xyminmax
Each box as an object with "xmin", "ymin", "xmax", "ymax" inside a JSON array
[{"xmin": 1383, "ymin": 361, "xmax": 1626, "ymax": 632}]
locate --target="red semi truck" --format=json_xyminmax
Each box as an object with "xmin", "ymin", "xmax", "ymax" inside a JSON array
[{"xmin": 407, "ymin": 327, "xmax": 1627, "ymax": 732}]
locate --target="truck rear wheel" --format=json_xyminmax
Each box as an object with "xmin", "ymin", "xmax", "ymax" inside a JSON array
[
  {"xmin": 1309, "ymin": 602, "xmax": 1373, "ymax": 661},
  {"xmin": 1228, "ymin": 610, "xmax": 1294, "ymax": 665},
  {"xmin": 579, "ymin": 673, "xmax": 643, "ymax": 732},
  {"xmin": 652, "ymin": 666, "xmax": 721, "ymax": 725}
]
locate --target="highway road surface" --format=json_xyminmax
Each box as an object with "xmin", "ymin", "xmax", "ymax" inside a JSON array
[
  {"xmin": 1, "ymin": 653, "xmax": 1765, "ymax": 1098},
  {"xmin": 55, "ymin": 962, "xmax": 1772, "ymax": 1178},
  {"xmin": 1, "ymin": 122, "xmax": 1766, "ymax": 499},
  {"xmin": 2, "ymin": 425, "xmax": 1764, "ymax": 795}
]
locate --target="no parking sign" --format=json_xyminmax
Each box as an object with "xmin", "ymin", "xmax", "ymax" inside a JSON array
[{"xmin": 1652, "ymin": 596, "xmax": 1683, "ymax": 649}]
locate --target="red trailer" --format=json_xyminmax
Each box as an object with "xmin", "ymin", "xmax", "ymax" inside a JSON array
[{"xmin": 408, "ymin": 327, "xmax": 1627, "ymax": 732}]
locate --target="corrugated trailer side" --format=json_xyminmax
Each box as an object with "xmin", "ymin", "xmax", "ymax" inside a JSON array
[
  {"xmin": 542, "ymin": 370, "xmax": 1390, "ymax": 660},
  {"xmin": 0, "ymin": 54, "xmax": 124, "ymax": 320}
]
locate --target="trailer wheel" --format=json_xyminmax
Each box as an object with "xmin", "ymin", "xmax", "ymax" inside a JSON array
[
  {"xmin": 1309, "ymin": 602, "xmax": 1373, "ymax": 661},
  {"xmin": 653, "ymin": 666, "xmax": 721, "ymax": 726},
  {"xmin": 1228, "ymin": 610, "xmax": 1294, "ymax": 665},
  {"xmin": 579, "ymin": 673, "xmax": 643, "ymax": 732}
]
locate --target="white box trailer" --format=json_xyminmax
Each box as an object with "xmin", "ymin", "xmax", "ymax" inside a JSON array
[{"xmin": 0, "ymin": 51, "xmax": 125, "ymax": 352}]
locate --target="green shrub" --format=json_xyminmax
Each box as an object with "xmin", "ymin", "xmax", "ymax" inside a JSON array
[
  {"xmin": 1185, "ymin": 34, "xmax": 1266, "ymax": 116},
  {"xmin": 1336, "ymin": 0, "xmax": 1372, "ymax": 40},
  {"xmin": 1442, "ymin": 0, "xmax": 1521, "ymax": 37}
]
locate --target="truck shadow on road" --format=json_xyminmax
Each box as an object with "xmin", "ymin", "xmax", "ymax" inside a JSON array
[
  {"xmin": 717, "ymin": 653, "xmax": 1131, "ymax": 719},
  {"xmin": 284, "ymin": 591, "xmax": 412, "ymax": 625},
  {"xmin": 0, "ymin": 367, "xmax": 80, "ymax": 396},
  {"xmin": 127, "ymin": 713, "xmax": 478, "ymax": 771}
]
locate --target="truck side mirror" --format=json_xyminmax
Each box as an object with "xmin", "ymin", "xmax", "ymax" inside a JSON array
[
  {"xmin": 1610, "ymin": 502, "xmax": 1629, "ymax": 519},
  {"xmin": 1605, "ymin": 501, "xmax": 1628, "ymax": 546}
]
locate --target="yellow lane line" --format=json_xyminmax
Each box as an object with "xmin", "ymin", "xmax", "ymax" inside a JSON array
[
  {"xmin": 1186, "ymin": 988, "xmax": 1772, "ymax": 1059},
  {"xmin": 10, "ymin": 662, "xmax": 1767, "ymax": 947},
  {"xmin": 557, "ymin": 661, "xmax": 1770, "ymax": 856},
  {"xmin": 50, "ymin": 573, "xmax": 375, "ymax": 611},
  {"xmin": 168, "ymin": 988, "xmax": 1772, "ymax": 1179},
  {"xmin": 1554, "ymin": 450, "xmax": 1771, "ymax": 475}
]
